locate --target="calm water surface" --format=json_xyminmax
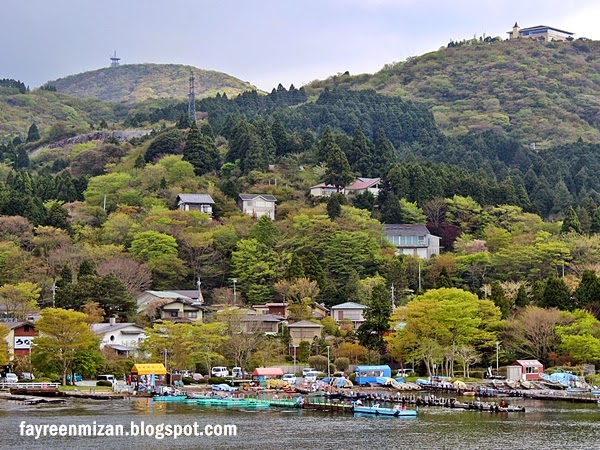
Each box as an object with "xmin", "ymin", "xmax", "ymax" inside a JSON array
[{"xmin": 0, "ymin": 396, "xmax": 599, "ymax": 449}]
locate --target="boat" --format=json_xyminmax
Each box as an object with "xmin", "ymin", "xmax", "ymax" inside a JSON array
[{"xmin": 353, "ymin": 404, "xmax": 418, "ymax": 417}]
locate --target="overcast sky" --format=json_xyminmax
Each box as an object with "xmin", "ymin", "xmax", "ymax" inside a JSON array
[{"xmin": 3, "ymin": 0, "xmax": 599, "ymax": 91}]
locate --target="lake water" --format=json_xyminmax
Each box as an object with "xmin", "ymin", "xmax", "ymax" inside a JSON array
[{"xmin": 1, "ymin": 396, "xmax": 599, "ymax": 449}]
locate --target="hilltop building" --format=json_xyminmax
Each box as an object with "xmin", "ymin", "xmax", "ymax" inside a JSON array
[
  {"xmin": 384, "ymin": 224, "xmax": 441, "ymax": 259},
  {"xmin": 508, "ymin": 22, "xmax": 574, "ymax": 42}
]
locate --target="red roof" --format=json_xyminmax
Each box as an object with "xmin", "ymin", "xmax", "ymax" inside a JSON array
[
  {"xmin": 346, "ymin": 177, "xmax": 380, "ymax": 191},
  {"xmin": 252, "ymin": 367, "xmax": 284, "ymax": 376}
]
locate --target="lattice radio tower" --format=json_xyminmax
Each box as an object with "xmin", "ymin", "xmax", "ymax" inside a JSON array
[
  {"xmin": 188, "ymin": 72, "xmax": 196, "ymax": 124},
  {"xmin": 109, "ymin": 51, "xmax": 120, "ymax": 67}
]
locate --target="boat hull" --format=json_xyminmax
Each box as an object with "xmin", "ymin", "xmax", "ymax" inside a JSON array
[{"xmin": 353, "ymin": 406, "xmax": 418, "ymax": 417}]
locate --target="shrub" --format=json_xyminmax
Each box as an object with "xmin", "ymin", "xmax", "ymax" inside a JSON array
[
  {"xmin": 334, "ymin": 357, "xmax": 350, "ymax": 372},
  {"xmin": 348, "ymin": 372, "xmax": 356, "ymax": 382},
  {"xmin": 96, "ymin": 380, "xmax": 113, "ymax": 387},
  {"xmin": 181, "ymin": 377, "xmax": 194, "ymax": 385},
  {"xmin": 208, "ymin": 377, "xmax": 228, "ymax": 385},
  {"xmin": 308, "ymin": 355, "xmax": 328, "ymax": 372}
]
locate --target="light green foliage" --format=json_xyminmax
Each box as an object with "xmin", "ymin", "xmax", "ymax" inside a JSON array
[
  {"xmin": 0, "ymin": 324, "xmax": 9, "ymax": 365},
  {"xmin": 0, "ymin": 282, "xmax": 40, "ymax": 321},
  {"xmin": 389, "ymin": 288, "xmax": 501, "ymax": 375},
  {"xmin": 398, "ymin": 198, "xmax": 426, "ymax": 224},
  {"xmin": 84, "ymin": 172, "xmax": 137, "ymax": 210},
  {"xmin": 33, "ymin": 308, "xmax": 99, "ymax": 385},
  {"xmin": 129, "ymin": 230, "xmax": 178, "ymax": 261},
  {"xmin": 324, "ymin": 230, "xmax": 380, "ymax": 278},
  {"xmin": 157, "ymin": 155, "xmax": 196, "ymax": 184},
  {"xmin": 556, "ymin": 310, "xmax": 600, "ymax": 364}
]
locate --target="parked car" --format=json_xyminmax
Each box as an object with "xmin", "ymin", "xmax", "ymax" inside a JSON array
[
  {"xmin": 282, "ymin": 373, "xmax": 297, "ymax": 385},
  {"xmin": 97, "ymin": 374, "xmax": 115, "ymax": 384},
  {"xmin": 232, "ymin": 367, "xmax": 244, "ymax": 378},
  {"xmin": 304, "ymin": 371, "xmax": 320, "ymax": 383},
  {"xmin": 1, "ymin": 373, "xmax": 19, "ymax": 383},
  {"xmin": 211, "ymin": 366, "xmax": 229, "ymax": 377},
  {"xmin": 302, "ymin": 367, "xmax": 315, "ymax": 377},
  {"xmin": 66, "ymin": 373, "xmax": 82, "ymax": 382},
  {"xmin": 20, "ymin": 372, "xmax": 35, "ymax": 381}
]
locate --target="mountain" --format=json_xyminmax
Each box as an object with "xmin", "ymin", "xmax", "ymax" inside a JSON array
[
  {"xmin": 309, "ymin": 38, "xmax": 600, "ymax": 148},
  {"xmin": 49, "ymin": 63, "xmax": 260, "ymax": 104}
]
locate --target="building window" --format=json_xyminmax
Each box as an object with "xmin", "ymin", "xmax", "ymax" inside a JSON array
[
  {"xmin": 187, "ymin": 312, "xmax": 198, "ymax": 319},
  {"xmin": 170, "ymin": 311, "xmax": 179, "ymax": 318}
]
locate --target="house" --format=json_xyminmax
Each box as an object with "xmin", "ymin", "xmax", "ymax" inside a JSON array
[
  {"xmin": 287, "ymin": 320, "xmax": 323, "ymax": 347},
  {"xmin": 330, "ymin": 302, "xmax": 367, "ymax": 329},
  {"xmin": 240, "ymin": 313, "xmax": 283, "ymax": 335},
  {"xmin": 136, "ymin": 291, "xmax": 202, "ymax": 323},
  {"xmin": 309, "ymin": 182, "xmax": 339, "ymax": 198},
  {"xmin": 508, "ymin": 360, "xmax": 544, "ymax": 381},
  {"xmin": 238, "ymin": 194, "xmax": 277, "ymax": 220},
  {"xmin": 176, "ymin": 194, "xmax": 215, "ymax": 217},
  {"xmin": 384, "ymin": 224, "xmax": 441, "ymax": 259},
  {"xmin": 508, "ymin": 22, "xmax": 574, "ymax": 42},
  {"xmin": 4, "ymin": 321, "xmax": 36, "ymax": 359},
  {"xmin": 312, "ymin": 303, "xmax": 330, "ymax": 320},
  {"xmin": 156, "ymin": 298, "xmax": 202, "ymax": 323},
  {"xmin": 344, "ymin": 177, "xmax": 381, "ymax": 196},
  {"xmin": 91, "ymin": 318, "xmax": 146, "ymax": 356},
  {"xmin": 252, "ymin": 303, "xmax": 289, "ymax": 319},
  {"xmin": 309, "ymin": 177, "xmax": 381, "ymax": 198}
]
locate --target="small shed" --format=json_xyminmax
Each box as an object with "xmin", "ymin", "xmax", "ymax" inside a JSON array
[
  {"xmin": 252, "ymin": 367, "xmax": 284, "ymax": 386},
  {"xmin": 510, "ymin": 360, "xmax": 544, "ymax": 380},
  {"xmin": 130, "ymin": 363, "xmax": 168, "ymax": 388}
]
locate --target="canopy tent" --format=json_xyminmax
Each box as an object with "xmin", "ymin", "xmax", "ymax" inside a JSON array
[
  {"xmin": 253, "ymin": 368, "xmax": 284, "ymax": 377},
  {"xmin": 131, "ymin": 363, "xmax": 167, "ymax": 375}
]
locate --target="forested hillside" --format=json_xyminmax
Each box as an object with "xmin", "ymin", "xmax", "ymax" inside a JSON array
[
  {"xmin": 50, "ymin": 64, "xmax": 260, "ymax": 104},
  {"xmin": 310, "ymin": 38, "xmax": 600, "ymax": 148}
]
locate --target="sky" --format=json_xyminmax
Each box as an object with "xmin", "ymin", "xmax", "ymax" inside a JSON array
[{"xmin": 3, "ymin": 0, "xmax": 599, "ymax": 91}]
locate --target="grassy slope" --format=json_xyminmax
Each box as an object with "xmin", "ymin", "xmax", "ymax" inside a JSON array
[
  {"xmin": 309, "ymin": 39, "xmax": 600, "ymax": 148},
  {"xmin": 0, "ymin": 88, "xmax": 116, "ymax": 137},
  {"xmin": 50, "ymin": 63, "xmax": 260, "ymax": 104}
]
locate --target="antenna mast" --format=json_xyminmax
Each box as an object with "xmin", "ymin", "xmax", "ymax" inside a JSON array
[
  {"xmin": 188, "ymin": 72, "xmax": 196, "ymax": 124},
  {"xmin": 109, "ymin": 51, "xmax": 120, "ymax": 67}
]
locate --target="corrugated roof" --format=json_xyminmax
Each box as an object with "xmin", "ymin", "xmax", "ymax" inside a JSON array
[
  {"xmin": 331, "ymin": 302, "xmax": 367, "ymax": 310},
  {"xmin": 384, "ymin": 224, "xmax": 431, "ymax": 236},
  {"xmin": 253, "ymin": 367, "xmax": 284, "ymax": 376},
  {"xmin": 241, "ymin": 314, "xmax": 283, "ymax": 322},
  {"xmin": 239, "ymin": 193, "xmax": 277, "ymax": 202},
  {"xmin": 288, "ymin": 320, "xmax": 323, "ymax": 328},
  {"xmin": 91, "ymin": 323, "xmax": 144, "ymax": 334},
  {"xmin": 346, "ymin": 177, "xmax": 381, "ymax": 191},
  {"xmin": 515, "ymin": 360, "xmax": 543, "ymax": 367},
  {"xmin": 146, "ymin": 291, "xmax": 192, "ymax": 300},
  {"xmin": 177, "ymin": 194, "xmax": 215, "ymax": 204},
  {"xmin": 520, "ymin": 25, "xmax": 573, "ymax": 34}
]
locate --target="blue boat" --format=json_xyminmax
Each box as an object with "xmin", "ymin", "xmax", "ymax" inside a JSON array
[
  {"xmin": 153, "ymin": 395, "xmax": 188, "ymax": 402},
  {"xmin": 353, "ymin": 404, "xmax": 418, "ymax": 417}
]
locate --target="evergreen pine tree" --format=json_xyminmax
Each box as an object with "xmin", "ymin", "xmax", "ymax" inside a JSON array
[
  {"xmin": 286, "ymin": 254, "xmax": 306, "ymax": 280},
  {"xmin": 26, "ymin": 123, "xmax": 40, "ymax": 143},
  {"xmin": 301, "ymin": 252, "xmax": 325, "ymax": 286},
  {"xmin": 437, "ymin": 267, "xmax": 453, "ymax": 288},
  {"xmin": 78, "ymin": 260, "xmax": 96, "ymax": 277},
  {"xmin": 373, "ymin": 129, "xmax": 397, "ymax": 176},
  {"xmin": 540, "ymin": 275, "xmax": 572, "ymax": 310},
  {"xmin": 323, "ymin": 140, "xmax": 354, "ymax": 192},
  {"xmin": 591, "ymin": 208, "xmax": 600, "ymax": 234},
  {"xmin": 514, "ymin": 284, "xmax": 529, "ymax": 308},
  {"xmin": 327, "ymin": 193, "xmax": 343, "ymax": 220},
  {"xmin": 490, "ymin": 281, "xmax": 512, "ymax": 319},
  {"xmin": 561, "ymin": 206, "xmax": 582, "ymax": 234}
]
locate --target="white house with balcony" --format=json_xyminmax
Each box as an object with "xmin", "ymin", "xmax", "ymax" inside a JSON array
[
  {"xmin": 238, "ymin": 194, "xmax": 277, "ymax": 220},
  {"xmin": 384, "ymin": 224, "xmax": 441, "ymax": 259},
  {"xmin": 91, "ymin": 318, "xmax": 146, "ymax": 356},
  {"xmin": 330, "ymin": 302, "xmax": 367, "ymax": 329}
]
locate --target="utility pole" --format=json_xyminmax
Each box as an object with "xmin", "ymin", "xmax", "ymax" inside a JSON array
[
  {"xmin": 50, "ymin": 283, "xmax": 56, "ymax": 308},
  {"xmin": 496, "ymin": 341, "xmax": 500, "ymax": 374},
  {"xmin": 188, "ymin": 72, "xmax": 196, "ymax": 125},
  {"xmin": 390, "ymin": 283, "xmax": 395, "ymax": 308},
  {"xmin": 232, "ymin": 278, "xmax": 237, "ymax": 305},
  {"xmin": 326, "ymin": 345, "xmax": 331, "ymax": 379},
  {"xmin": 418, "ymin": 261, "xmax": 422, "ymax": 292},
  {"xmin": 196, "ymin": 277, "xmax": 204, "ymax": 305}
]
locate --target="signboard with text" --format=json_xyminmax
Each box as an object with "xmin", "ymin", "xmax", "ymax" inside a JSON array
[{"xmin": 14, "ymin": 336, "xmax": 34, "ymax": 350}]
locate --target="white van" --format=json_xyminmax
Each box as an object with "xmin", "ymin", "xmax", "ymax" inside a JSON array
[
  {"xmin": 97, "ymin": 374, "xmax": 115, "ymax": 384},
  {"xmin": 304, "ymin": 371, "xmax": 320, "ymax": 383},
  {"xmin": 211, "ymin": 367, "xmax": 229, "ymax": 377}
]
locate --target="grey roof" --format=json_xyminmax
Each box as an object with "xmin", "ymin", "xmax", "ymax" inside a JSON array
[
  {"xmin": 241, "ymin": 313, "xmax": 283, "ymax": 322},
  {"xmin": 384, "ymin": 224, "xmax": 431, "ymax": 237},
  {"xmin": 144, "ymin": 291, "xmax": 193, "ymax": 300},
  {"xmin": 91, "ymin": 322, "xmax": 144, "ymax": 335},
  {"xmin": 239, "ymin": 193, "xmax": 277, "ymax": 202},
  {"xmin": 177, "ymin": 194, "xmax": 214, "ymax": 204},
  {"xmin": 330, "ymin": 302, "xmax": 367, "ymax": 310},
  {"xmin": 288, "ymin": 320, "xmax": 323, "ymax": 328},
  {"xmin": 167, "ymin": 290, "xmax": 201, "ymax": 300},
  {"xmin": 5, "ymin": 321, "xmax": 35, "ymax": 330}
]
